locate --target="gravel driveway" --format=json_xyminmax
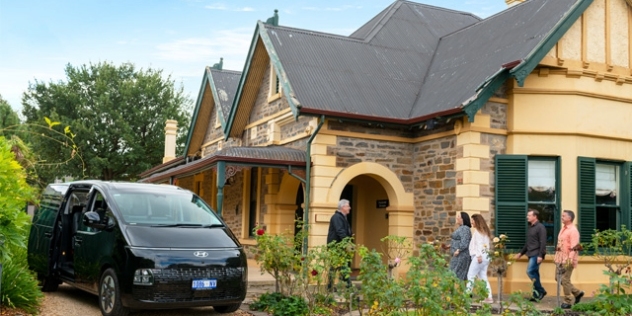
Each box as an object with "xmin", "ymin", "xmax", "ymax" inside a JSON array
[{"xmin": 37, "ymin": 283, "xmax": 254, "ymax": 316}]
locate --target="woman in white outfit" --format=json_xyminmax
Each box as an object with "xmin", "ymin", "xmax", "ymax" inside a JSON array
[{"xmin": 467, "ymin": 214, "xmax": 494, "ymax": 303}]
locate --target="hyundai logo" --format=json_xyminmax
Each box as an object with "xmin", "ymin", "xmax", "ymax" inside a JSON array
[{"xmin": 193, "ymin": 251, "xmax": 209, "ymax": 258}]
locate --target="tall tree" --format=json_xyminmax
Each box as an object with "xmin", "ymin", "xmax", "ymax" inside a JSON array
[
  {"xmin": 0, "ymin": 95, "xmax": 20, "ymax": 138},
  {"xmin": 22, "ymin": 62, "xmax": 191, "ymax": 181}
]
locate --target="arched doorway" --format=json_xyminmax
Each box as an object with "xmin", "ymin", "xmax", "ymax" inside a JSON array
[{"xmin": 344, "ymin": 175, "xmax": 390, "ymax": 268}]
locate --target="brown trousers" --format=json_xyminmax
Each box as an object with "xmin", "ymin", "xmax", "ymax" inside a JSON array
[{"xmin": 555, "ymin": 264, "xmax": 581, "ymax": 304}]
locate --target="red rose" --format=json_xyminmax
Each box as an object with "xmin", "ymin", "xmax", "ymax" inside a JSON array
[
  {"xmin": 256, "ymin": 228, "xmax": 265, "ymax": 236},
  {"xmin": 300, "ymin": 257, "xmax": 305, "ymax": 261},
  {"xmin": 311, "ymin": 269, "xmax": 318, "ymax": 276}
]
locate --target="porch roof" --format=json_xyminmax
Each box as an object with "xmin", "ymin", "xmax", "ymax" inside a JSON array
[{"xmin": 140, "ymin": 146, "xmax": 306, "ymax": 183}]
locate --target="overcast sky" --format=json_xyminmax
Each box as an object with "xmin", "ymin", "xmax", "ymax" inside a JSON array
[{"xmin": 0, "ymin": 0, "xmax": 508, "ymax": 114}]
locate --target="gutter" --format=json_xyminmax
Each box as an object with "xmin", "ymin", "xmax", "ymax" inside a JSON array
[{"xmin": 303, "ymin": 115, "xmax": 325, "ymax": 255}]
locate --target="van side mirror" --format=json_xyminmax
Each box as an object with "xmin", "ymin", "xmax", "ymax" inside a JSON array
[{"xmin": 83, "ymin": 211, "xmax": 115, "ymax": 231}]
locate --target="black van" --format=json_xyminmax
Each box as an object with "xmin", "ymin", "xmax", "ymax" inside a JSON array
[{"xmin": 27, "ymin": 181, "xmax": 247, "ymax": 316}]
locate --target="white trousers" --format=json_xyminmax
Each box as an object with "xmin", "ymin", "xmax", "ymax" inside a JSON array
[{"xmin": 467, "ymin": 255, "xmax": 493, "ymax": 299}]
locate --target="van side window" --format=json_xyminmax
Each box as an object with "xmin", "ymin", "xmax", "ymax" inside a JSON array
[{"xmin": 79, "ymin": 192, "xmax": 108, "ymax": 232}]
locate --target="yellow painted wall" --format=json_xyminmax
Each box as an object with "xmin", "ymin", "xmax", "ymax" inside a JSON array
[{"xmin": 508, "ymin": 73, "xmax": 632, "ymax": 213}]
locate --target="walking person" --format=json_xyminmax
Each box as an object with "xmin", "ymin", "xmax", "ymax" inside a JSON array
[
  {"xmin": 467, "ymin": 214, "xmax": 493, "ymax": 303},
  {"xmin": 450, "ymin": 212, "xmax": 472, "ymax": 281},
  {"xmin": 327, "ymin": 199, "xmax": 353, "ymax": 290},
  {"xmin": 515, "ymin": 209, "xmax": 548, "ymax": 301},
  {"xmin": 554, "ymin": 210, "xmax": 584, "ymax": 309}
]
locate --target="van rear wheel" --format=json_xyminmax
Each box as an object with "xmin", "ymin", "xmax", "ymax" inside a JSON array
[
  {"xmin": 98, "ymin": 268, "xmax": 129, "ymax": 316},
  {"xmin": 213, "ymin": 303, "xmax": 241, "ymax": 313}
]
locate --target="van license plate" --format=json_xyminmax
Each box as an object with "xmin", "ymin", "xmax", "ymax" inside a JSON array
[{"xmin": 192, "ymin": 279, "xmax": 217, "ymax": 290}]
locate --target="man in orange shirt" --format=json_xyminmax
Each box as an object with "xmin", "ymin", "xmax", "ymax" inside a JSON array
[{"xmin": 554, "ymin": 210, "xmax": 584, "ymax": 309}]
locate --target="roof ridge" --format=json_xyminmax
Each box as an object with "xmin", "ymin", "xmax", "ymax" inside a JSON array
[
  {"xmin": 265, "ymin": 24, "xmax": 364, "ymax": 43},
  {"xmin": 349, "ymin": 1, "xmax": 399, "ymax": 40},
  {"xmin": 400, "ymin": 0, "xmax": 482, "ymax": 19},
  {"xmin": 208, "ymin": 67, "xmax": 242, "ymax": 75}
]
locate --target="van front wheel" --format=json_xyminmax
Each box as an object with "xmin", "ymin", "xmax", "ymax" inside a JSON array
[{"xmin": 98, "ymin": 269, "xmax": 129, "ymax": 316}]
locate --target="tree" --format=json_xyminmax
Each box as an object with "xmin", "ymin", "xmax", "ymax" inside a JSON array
[
  {"xmin": 22, "ymin": 62, "xmax": 191, "ymax": 181},
  {"xmin": 0, "ymin": 95, "xmax": 20, "ymax": 138}
]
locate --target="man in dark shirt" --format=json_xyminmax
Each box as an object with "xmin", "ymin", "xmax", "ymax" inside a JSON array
[
  {"xmin": 327, "ymin": 199, "xmax": 353, "ymax": 290},
  {"xmin": 515, "ymin": 209, "xmax": 547, "ymax": 301}
]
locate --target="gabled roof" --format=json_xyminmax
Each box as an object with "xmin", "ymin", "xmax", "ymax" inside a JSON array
[
  {"xmin": 184, "ymin": 66, "xmax": 241, "ymax": 157},
  {"xmin": 225, "ymin": 0, "xmax": 591, "ymax": 131},
  {"xmin": 415, "ymin": 0, "xmax": 592, "ymax": 119}
]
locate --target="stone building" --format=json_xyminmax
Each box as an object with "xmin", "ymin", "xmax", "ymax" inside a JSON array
[{"xmin": 141, "ymin": 0, "xmax": 632, "ymax": 294}]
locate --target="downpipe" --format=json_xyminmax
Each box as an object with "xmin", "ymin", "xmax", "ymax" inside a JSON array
[{"xmin": 303, "ymin": 115, "xmax": 325, "ymax": 255}]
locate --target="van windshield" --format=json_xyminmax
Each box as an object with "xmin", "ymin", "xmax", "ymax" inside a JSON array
[{"xmin": 110, "ymin": 190, "xmax": 223, "ymax": 226}]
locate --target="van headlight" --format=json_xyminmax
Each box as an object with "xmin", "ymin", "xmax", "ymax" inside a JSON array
[{"xmin": 133, "ymin": 269, "xmax": 154, "ymax": 286}]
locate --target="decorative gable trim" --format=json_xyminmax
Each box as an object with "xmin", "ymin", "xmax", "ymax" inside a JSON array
[
  {"xmin": 510, "ymin": 0, "xmax": 594, "ymax": 86},
  {"xmin": 184, "ymin": 69, "xmax": 213, "ymax": 157},
  {"xmin": 258, "ymin": 22, "xmax": 300, "ymax": 116},
  {"xmin": 462, "ymin": 0, "xmax": 593, "ymax": 122},
  {"xmin": 224, "ymin": 24, "xmax": 262, "ymax": 139},
  {"xmin": 206, "ymin": 68, "xmax": 226, "ymax": 127},
  {"xmin": 225, "ymin": 21, "xmax": 301, "ymax": 140}
]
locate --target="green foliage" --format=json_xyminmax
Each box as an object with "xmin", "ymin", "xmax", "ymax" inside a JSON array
[
  {"xmin": 252, "ymin": 223, "xmax": 354, "ymax": 315},
  {"xmin": 22, "ymin": 61, "xmax": 192, "ymax": 181},
  {"xmin": 252, "ymin": 225, "xmax": 301, "ymax": 294},
  {"xmin": 590, "ymin": 227, "xmax": 632, "ymax": 280},
  {"xmin": 249, "ymin": 292, "xmax": 308, "ymax": 316},
  {"xmin": 0, "ymin": 95, "xmax": 20, "ymax": 138},
  {"xmin": 502, "ymin": 291, "xmax": 543, "ymax": 316},
  {"xmin": 1, "ymin": 245, "xmax": 44, "ymax": 314},
  {"xmin": 0, "ymin": 137, "xmax": 36, "ymax": 261},
  {"xmin": 488, "ymin": 234, "xmax": 515, "ymax": 310},
  {"xmin": 568, "ymin": 227, "xmax": 632, "ymax": 315},
  {"xmin": 0, "ymin": 136, "xmax": 41, "ymax": 312},
  {"xmin": 356, "ymin": 240, "xmax": 490, "ymax": 315},
  {"xmin": 572, "ymin": 294, "xmax": 632, "ymax": 316}
]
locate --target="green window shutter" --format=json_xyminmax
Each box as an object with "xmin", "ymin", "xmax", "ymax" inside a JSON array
[
  {"xmin": 625, "ymin": 162, "xmax": 632, "ymax": 231},
  {"xmin": 578, "ymin": 157, "xmax": 596, "ymax": 244},
  {"xmin": 495, "ymin": 155, "xmax": 528, "ymax": 249}
]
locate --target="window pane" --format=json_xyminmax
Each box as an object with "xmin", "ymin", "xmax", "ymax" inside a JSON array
[
  {"xmin": 529, "ymin": 204, "xmax": 556, "ymax": 246},
  {"xmin": 528, "ymin": 160, "xmax": 556, "ymax": 202},
  {"xmin": 596, "ymin": 164, "xmax": 618, "ymax": 206},
  {"xmin": 596, "ymin": 206, "xmax": 619, "ymax": 231}
]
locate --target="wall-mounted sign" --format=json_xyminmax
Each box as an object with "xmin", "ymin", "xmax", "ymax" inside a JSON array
[{"xmin": 376, "ymin": 199, "xmax": 389, "ymax": 208}]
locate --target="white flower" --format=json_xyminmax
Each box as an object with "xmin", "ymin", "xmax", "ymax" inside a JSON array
[{"xmin": 493, "ymin": 237, "xmax": 500, "ymax": 243}]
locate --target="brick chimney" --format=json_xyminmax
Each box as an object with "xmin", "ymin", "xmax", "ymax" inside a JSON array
[
  {"xmin": 505, "ymin": 0, "xmax": 525, "ymax": 7},
  {"xmin": 163, "ymin": 120, "xmax": 177, "ymax": 163}
]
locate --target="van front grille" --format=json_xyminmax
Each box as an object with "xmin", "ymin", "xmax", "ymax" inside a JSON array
[{"xmin": 132, "ymin": 267, "xmax": 244, "ymax": 303}]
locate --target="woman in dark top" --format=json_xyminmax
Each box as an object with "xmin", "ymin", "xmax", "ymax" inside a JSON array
[{"xmin": 449, "ymin": 212, "xmax": 472, "ymax": 280}]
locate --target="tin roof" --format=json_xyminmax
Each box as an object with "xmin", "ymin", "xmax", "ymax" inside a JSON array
[
  {"xmin": 184, "ymin": 67, "xmax": 242, "ymax": 158},
  {"xmin": 141, "ymin": 146, "xmax": 306, "ymax": 183},
  {"xmin": 209, "ymin": 68, "xmax": 241, "ymax": 124},
  {"xmin": 227, "ymin": 0, "xmax": 588, "ymax": 126}
]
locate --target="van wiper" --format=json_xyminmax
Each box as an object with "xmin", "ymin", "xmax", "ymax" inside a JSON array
[
  {"xmin": 151, "ymin": 223, "xmax": 224, "ymax": 228},
  {"xmin": 151, "ymin": 223, "xmax": 203, "ymax": 227}
]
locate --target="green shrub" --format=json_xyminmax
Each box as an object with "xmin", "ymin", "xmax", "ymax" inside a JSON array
[
  {"xmin": 249, "ymin": 292, "xmax": 308, "ymax": 316},
  {"xmin": 0, "ymin": 136, "xmax": 41, "ymax": 312},
  {"xmin": 1, "ymin": 245, "xmax": 44, "ymax": 314}
]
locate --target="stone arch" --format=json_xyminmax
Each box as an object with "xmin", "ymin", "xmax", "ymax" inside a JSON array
[{"xmin": 328, "ymin": 162, "xmax": 413, "ymax": 210}]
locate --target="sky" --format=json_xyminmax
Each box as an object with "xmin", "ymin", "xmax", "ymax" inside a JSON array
[{"xmin": 0, "ymin": 0, "xmax": 508, "ymax": 114}]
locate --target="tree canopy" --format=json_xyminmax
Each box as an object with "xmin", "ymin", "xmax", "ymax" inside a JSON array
[
  {"xmin": 22, "ymin": 62, "xmax": 191, "ymax": 181},
  {"xmin": 0, "ymin": 95, "xmax": 20, "ymax": 138}
]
